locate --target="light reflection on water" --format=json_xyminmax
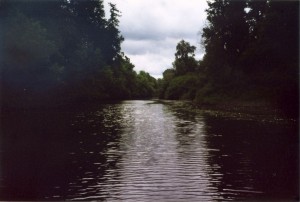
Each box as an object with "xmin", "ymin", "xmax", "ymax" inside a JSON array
[
  {"xmin": 84, "ymin": 101, "xmax": 221, "ymax": 201},
  {"xmin": 0, "ymin": 100, "xmax": 298, "ymax": 201}
]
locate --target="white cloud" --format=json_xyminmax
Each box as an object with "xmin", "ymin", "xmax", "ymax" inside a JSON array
[
  {"xmin": 123, "ymin": 37, "xmax": 178, "ymax": 55},
  {"xmin": 104, "ymin": 0, "xmax": 208, "ymax": 78},
  {"xmin": 127, "ymin": 53, "xmax": 172, "ymax": 79}
]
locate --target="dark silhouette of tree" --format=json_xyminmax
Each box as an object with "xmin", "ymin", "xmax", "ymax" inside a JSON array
[
  {"xmin": 158, "ymin": 0, "xmax": 298, "ymax": 116},
  {"xmin": 106, "ymin": 3, "xmax": 124, "ymax": 62},
  {"xmin": 0, "ymin": 0, "xmax": 157, "ymax": 108},
  {"xmin": 202, "ymin": 0, "xmax": 248, "ymax": 83}
]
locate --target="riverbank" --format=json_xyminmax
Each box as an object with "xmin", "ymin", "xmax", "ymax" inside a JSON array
[
  {"xmin": 194, "ymin": 100, "xmax": 279, "ymax": 115},
  {"xmin": 156, "ymin": 99, "xmax": 298, "ymax": 123},
  {"xmin": 1, "ymin": 96, "xmax": 298, "ymax": 121}
]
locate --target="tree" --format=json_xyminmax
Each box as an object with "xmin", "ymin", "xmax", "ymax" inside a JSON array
[
  {"xmin": 245, "ymin": 0, "xmax": 268, "ymax": 41},
  {"xmin": 1, "ymin": 10, "xmax": 61, "ymax": 106},
  {"xmin": 199, "ymin": 0, "xmax": 299, "ymax": 115},
  {"xmin": 243, "ymin": 1, "xmax": 299, "ymax": 115},
  {"xmin": 202, "ymin": 0, "xmax": 248, "ymax": 82},
  {"xmin": 164, "ymin": 74, "xmax": 198, "ymax": 100},
  {"xmin": 135, "ymin": 71, "xmax": 157, "ymax": 98},
  {"xmin": 106, "ymin": 3, "xmax": 124, "ymax": 62},
  {"xmin": 0, "ymin": 0, "xmax": 157, "ymax": 107},
  {"xmin": 68, "ymin": 0, "xmax": 106, "ymax": 36},
  {"xmin": 173, "ymin": 40, "xmax": 198, "ymax": 75},
  {"xmin": 157, "ymin": 69, "xmax": 175, "ymax": 99}
]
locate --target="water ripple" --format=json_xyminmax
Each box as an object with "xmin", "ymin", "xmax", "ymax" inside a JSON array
[{"xmin": 39, "ymin": 100, "xmax": 297, "ymax": 201}]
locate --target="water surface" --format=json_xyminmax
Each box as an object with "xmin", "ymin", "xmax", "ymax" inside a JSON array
[{"xmin": 1, "ymin": 100, "xmax": 298, "ymax": 201}]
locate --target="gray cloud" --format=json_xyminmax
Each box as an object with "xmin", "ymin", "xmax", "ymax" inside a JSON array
[{"xmin": 104, "ymin": 0, "xmax": 208, "ymax": 78}]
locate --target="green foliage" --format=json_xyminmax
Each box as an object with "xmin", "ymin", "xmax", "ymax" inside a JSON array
[
  {"xmin": 173, "ymin": 40, "xmax": 198, "ymax": 75},
  {"xmin": 105, "ymin": 3, "xmax": 124, "ymax": 62},
  {"xmin": 157, "ymin": 68, "xmax": 175, "ymax": 99},
  {"xmin": 1, "ymin": 1, "xmax": 156, "ymax": 108},
  {"xmin": 158, "ymin": 0, "xmax": 298, "ymax": 116},
  {"xmin": 134, "ymin": 71, "xmax": 157, "ymax": 99},
  {"xmin": 3, "ymin": 12, "xmax": 56, "ymax": 70},
  {"xmin": 202, "ymin": 0, "xmax": 248, "ymax": 78},
  {"xmin": 164, "ymin": 74, "xmax": 198, "ymax": 100},
  {"xmin": 198, "ymin": 0, "xmax": 299, "ymax": 116},
  {"xmin": 159, "ymin": 40, "xmax": 199, "ymax": 99},
  {"xmin": 1, "ymin": 11, "xmax": 59, "ymax": 107}
]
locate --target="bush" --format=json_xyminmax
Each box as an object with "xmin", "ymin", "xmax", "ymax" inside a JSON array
[{"xmin": 165, "ymin": 74, "xmax": 198, "ymax": 100}]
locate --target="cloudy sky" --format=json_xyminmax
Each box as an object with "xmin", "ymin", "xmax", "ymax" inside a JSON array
[{"xmin": 104, "ymin": 0, "xmax": 208, "ymax": 78}]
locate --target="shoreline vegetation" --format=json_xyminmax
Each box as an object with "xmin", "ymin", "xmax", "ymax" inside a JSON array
[
  {"xmin": 1, "ymin": 0, "xmax": 298, "ymax": 118},
  {"xmin": 156, "ymin": 1, "xmax": 299, "ymax": 118},
  {"xmin": 158, "ymin": 99, "xmax": 282, "ymax": 116}
]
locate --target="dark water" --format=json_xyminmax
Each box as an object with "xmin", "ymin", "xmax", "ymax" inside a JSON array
[{"xmin": 0, "ymin": 100, "xmax": 298, "ymax": 201}]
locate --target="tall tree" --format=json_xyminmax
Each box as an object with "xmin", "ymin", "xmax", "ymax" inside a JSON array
[
  {"xmin": 245, "ymin": 0, "xmax": 268, "ymax": 40},
  {"xmin": 173, "ymin": 40, "xmax": 197, "ymax": 75},
  {"xmin": 200, "ymin": 0, "xmax": 298, "ymax": 115},
  {"xmin": 202, "ymin": 0, "xmax": 248, "ymax": 82},
  {"xmin": 246, "ymin": 1, "xmax": 299, "ymax": 114},
  {"xmin": 106, "ymin": 3, "xmax": 124, "ymax": 62}
]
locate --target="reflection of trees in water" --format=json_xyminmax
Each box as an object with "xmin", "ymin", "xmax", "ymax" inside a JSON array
[
  {"xmin": 163, "ymin": 101, "xmax": 223, "ymax": 200},
  {"xmin": 64, "ymin": 103, "xmax": 129, "ymax": 200},
  {"xmin": 2, "ymin": 101, "xmax": 298, "ymax": 201},
  {"xmin": 162, "ymin": 101, "xmax": 298, "ymax": 200},
  {"xmin": 1, "ymin": 109, "xmax": 74, "ymax": 200},
  {"xmin": 202, "ymin": 115, "xmax": 299, "ymax": 200},
  {"xmin": 0, "ymin": 103, "xmax": 128, "ymax": 201},
  {"xmin": 163, "ymin": 101, "xmax": 199, "ymax": 146}
]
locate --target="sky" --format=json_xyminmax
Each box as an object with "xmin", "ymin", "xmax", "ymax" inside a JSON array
[{"xmin": 104, "ymin": 0, "xmax": 208, "ymax": 78}]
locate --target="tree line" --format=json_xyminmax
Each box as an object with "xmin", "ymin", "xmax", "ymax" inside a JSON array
[
  {"xmin": 0, "ymin": 0, "xmax": 157, "ymax": 108},
  {"xmin": 1, "ymin": 0, "xmax": 298, "ymax": 116},
  {"xmin": 158, "ymin": 0, "xmax": 298, "ymax": 116}
]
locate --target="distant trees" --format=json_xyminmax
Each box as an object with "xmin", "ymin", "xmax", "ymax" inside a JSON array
[
  {"xmin": 173, "ymin": 40, "xmax": 198, "ymax": 75},
  {"xmin": 158, "ymin": 40, "xmax": 199, "ymax": 100},
  {"xmin": 135, "ymin": 71, "xmax": 157, "ymax": 99},
  {"xmin": 0, "ymin": 0, "xmax": 157, "ymax": 108},
  {"xmin": 1, "ymin": 0, "xmax": 298, "ymax": 115}
]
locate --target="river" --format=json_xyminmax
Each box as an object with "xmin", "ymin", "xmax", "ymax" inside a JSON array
[{"xmin": 0, "ymin": 100, "xmax": 298, "ymax": 201}]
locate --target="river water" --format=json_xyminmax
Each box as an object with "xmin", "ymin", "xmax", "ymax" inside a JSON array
[{"xmin": 0, "ymin": 100, "xmax": 298, "ymax": 201}]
